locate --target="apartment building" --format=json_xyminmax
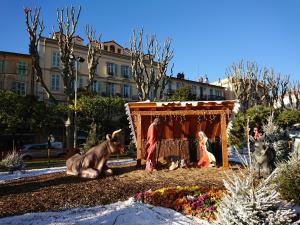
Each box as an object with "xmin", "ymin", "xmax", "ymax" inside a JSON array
[
  {"xmin": 164, "ymin": 73, "xmax": 225, "ymax": 100},
  {"xmin": 38, "ymin": 34, "xmax": 138, "ymax": 102},
  {"xmin": 0, "ymin": 51, "xmax": 33, "ymax": 96},
  {"xmin": 0, "ymin": 35, "xmax": 225, "ymax": 102},
  {"xmin": 210, "ymin": 77, "xmax": 236, "ymax": 100}
]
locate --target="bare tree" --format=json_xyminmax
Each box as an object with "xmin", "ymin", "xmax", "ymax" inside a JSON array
[
  {"xmin": 24, "ymin": 7, "xmax": 57, "ymax": 103},
  {"xmin": 55, "ymin": 6, "xmax": 81, "ymax": 148},
  {"xmin": 85, "ymin": 25, "xmax": 102, "ymax": 93},
  {"xmin": 226, "ymin": 61, "xmax": 261, "ymax": 111},
  {"xmin": 279, "ymin": 74, "xmax": 290, "ymax": 110},
  {"xmin": 227, "ymin": 61, "xmax": 291, "ymax": 111},
  {"xmin": 287, "ymin": 80, "xmax": 300, "ymax": 110},
  {"xmin": 130, "ymin": 28, "xmax": 173, "ymax": 101},
  {"xmin": 292, "ymin": 81, "xmax": 300, "ymax": 109}
]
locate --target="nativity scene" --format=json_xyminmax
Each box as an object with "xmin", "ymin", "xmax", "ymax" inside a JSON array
[{"xmin": 125, "ymin": 100, "xmax": 238, "ymax": 170}]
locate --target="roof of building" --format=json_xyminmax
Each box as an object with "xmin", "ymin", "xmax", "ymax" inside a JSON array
[
  {"xmin": 102, "ymin": 40, "xmax": 124, "ymax": 49},
  {"xmin": 169, "ymin": 76, "xmax": 225, "ymax": 89},
  {"xmin": 0, "ymin": 51, "xmax": 30, "ymax": 57}
]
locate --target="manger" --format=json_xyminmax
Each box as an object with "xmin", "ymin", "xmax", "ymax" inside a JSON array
[{"xmin": 125, "ymin": 100, "xmax": 238, "ymax": 168}]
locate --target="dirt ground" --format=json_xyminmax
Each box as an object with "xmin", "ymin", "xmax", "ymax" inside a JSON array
[{"xmin": 0, "ymin": 163, "xmax": 241, "ymax": 218}]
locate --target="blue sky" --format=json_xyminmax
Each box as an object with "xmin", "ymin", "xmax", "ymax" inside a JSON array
[{"xmin": 1, "ymin": 0, "xmax": 300, "ymax": 82}]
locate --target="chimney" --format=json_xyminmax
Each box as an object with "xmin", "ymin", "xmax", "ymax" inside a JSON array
[
  {"xmin": 177, "ymin": 72, "xmax": 185, "ymax": 79},
  {"xmin": 72, "ymin": 35, "xmax": 83, "ymax": 45}
]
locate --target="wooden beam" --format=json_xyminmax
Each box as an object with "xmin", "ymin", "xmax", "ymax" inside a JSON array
[
  {"xmin": 131, "ymin": 110, "xmax": 227, "ymax": 116},
  {"xmin": 136, "ymin": 114, "xmax": 142, "ymax": 167},
  {"xmin": 220, "ymin": 112, "xmax": 229, "ymax": 168}
]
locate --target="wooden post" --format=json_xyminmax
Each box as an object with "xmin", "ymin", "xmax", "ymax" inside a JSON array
[
  {"xmin": 136, "ymin": 114, "xmax": 142, "ymax": 167},
  {"xmin": 220, "ymin": 112, "xmax": 229, "ymax": 168}
]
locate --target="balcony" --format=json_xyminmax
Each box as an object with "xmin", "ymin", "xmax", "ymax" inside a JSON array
[{"xmin": 198, "ymin": 95, "xmax": 225, "ymax": 101}]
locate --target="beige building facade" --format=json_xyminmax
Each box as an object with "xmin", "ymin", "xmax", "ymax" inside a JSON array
[
  {"xmin": 38, "ymin": 36, "xmax": 138, "ymax": 102},
  {"xmin": 164, "ymin": 74, "xmax": 225, "ymax": 100},
  {"xmin": 1, "ymin": 35, "xmax": 225, "ymax": 102},
  {"xmin": 0, "ymin": 51, "xmax": 33, "ymax": 96},
  {"xmin": 210, "ymin": 78, "xmax": 236, "ymax": 100}
]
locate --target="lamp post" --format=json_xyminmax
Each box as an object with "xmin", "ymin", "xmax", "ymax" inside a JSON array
[{"xmin": 72, "ymin": 56, "xmax": 85, "ymax": 149}]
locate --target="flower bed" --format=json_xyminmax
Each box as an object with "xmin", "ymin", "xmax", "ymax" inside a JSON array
[{"xmin": 134, "ymin": 186, "xmax": 223, "ymax": 221}]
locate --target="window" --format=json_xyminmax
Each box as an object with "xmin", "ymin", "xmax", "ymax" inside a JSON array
[
  {"xmin": 168, "ymin": 81, "xmax": 172, "ymax": 90},
  {"xmin": 117, "ymin": 48, "xmax": 121, "ymax": 54},
  {"xmin": 210, "ymin": 89, "xmax": 213, "ymax": 96},
  {"xmin": 17, "ymin": 61, "xmax": 27, "ymax": 75},
  {"xmin": 110, "ymin": 45, "xmax": 115, "ymax": 52},
  {"xmin": 121, "ymin": 65, "xmax": 130, "ymax": 78},
  {"xmin": 12, "ymin": 81, "xmax": 26, "ymax": 95},
  {"xmin": 122, "ymin": 84, "xmax": 131, "ymax": 98},
  {"xmin": 51, "ymin": 74, "xmax": 60, "ymax": 91},
  {"xmin": 79, "ymin": 77, "xmax": 84, "ymax": 89},
  {"xmin": 104, "ymin": 46, "xmax": 108, "ymax": 51},
  {"xmin": 52, "ymin": 51, "xmax": 60, "ymax": 67},
  {"xmin": 0, "ymin": 60, "xmax": 4, "ymax": 73},
  {"xmin": 106, "ymin": 82, "xmax": 114, "ymax": 96},
  {"xmin": 149, "ymin": 88, "xmax": 155, "ymax": 100},
  {"xmin": 176, "ymin": 82, "xmax": 182, "ymax": 89},
  {"xmin": 107, "ymin": 63, "xmax": 117, "ymax": 76},
  {"xmin": 200, "ymin": 87, "xmax": 203, "ymax": 96},
  {"xmin": 191, "ymin": 85, "xmax": 197, "ymax": 94},
  {"xmin": 92, "ymin": 80, "xmax": 100, "ymax": 94}
]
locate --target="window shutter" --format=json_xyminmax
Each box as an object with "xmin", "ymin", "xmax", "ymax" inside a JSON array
[
  {"xmin": 12, "ymin": 82, "xmax": 16, "ymax": 91},
  {"xmin": 16, "ymin": 62, "xmax": 19, "ymax": 74},
  {"xmin": 121, "ymin": 84, "xmax": 124, "ymax": 97},
  {"xmin": 106, "ymin": 63, "xmax": 109, "ymax": 75},
  {"xmin": 128, "ymin": 67, "xmax": 132, "ymax": 78},
  {"xmin": 114, "ymin": 64, "xmax": 118, "ymax": 76},
  {"xmin": 129, "ymin": 85, "xmax": 132, "ymax": 98},
  {"xmin": 52, "ymin": 53, "xmax": 55, "ymax": 66}
]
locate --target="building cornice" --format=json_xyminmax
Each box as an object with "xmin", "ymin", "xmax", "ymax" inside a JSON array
[
  {"xmin": 0, "ymin": 51, "xmax": 31, "ymax": 58},
  {"xmin": 40, "ymin": 37, "xmax": 131, "ymax": 60}
]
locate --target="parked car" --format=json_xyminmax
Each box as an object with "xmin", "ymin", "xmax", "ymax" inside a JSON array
[{"xmin": 20, "ymin": 142, "xmax": 66, "ymax": 160}]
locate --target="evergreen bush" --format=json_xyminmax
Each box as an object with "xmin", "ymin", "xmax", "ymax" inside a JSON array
[
  {"xmin": 0, "ymin": 150, "xmax": 25, "ymax": 174},
  {"xmin": 275, "ymin": 153, "xmax": 300, "ymax": 205},
  {"xmin": 262, "ymin": 114, "xmax": 290, "ymax": 162},
  {"xmin": 214, "ymin": 170, "xmax": 299, "ymax": 224}
]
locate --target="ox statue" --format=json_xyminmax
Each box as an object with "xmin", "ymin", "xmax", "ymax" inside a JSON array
[
  {"xmin": 66, "ymin": 129, "xmax": 126, "ymax": 178},
  {"xmin": 250, "ymin": 136, "xmax": 276, "ymax": 177}
]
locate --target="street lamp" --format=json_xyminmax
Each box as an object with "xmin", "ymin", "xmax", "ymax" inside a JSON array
[{"xmin": 72, "ymin": 55, "xmax": 85, "ymax": 149}]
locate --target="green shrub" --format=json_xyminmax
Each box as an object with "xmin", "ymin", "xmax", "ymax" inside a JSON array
[
  {"xmin": 0, "ymin": 150, "xmax": 25, "ymax": 174},
  {"xmin": 275, "ymin": 153, "xmax": 300, "ymax": 204},
  {"xmin": 229, "ymin": 105, "xmax": 272, "ymax": 147},
  {"xmin": 168, "ymin": 86, "xmax": 197, "ymax": 101},
  {"xmin": 276, "ymin": 110, "xmax": 300, "ymax": 128}
]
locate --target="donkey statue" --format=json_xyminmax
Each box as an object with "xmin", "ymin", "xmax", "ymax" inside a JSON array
[
  {"xmin": 66, "ymin": 129, "xmax": 126, "ymax": 178},
  {"xmin": 250, "ymin": 136, "xmax": 276, "ymax": 177}
]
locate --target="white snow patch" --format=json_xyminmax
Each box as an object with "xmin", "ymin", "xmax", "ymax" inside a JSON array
[
  {"xmin": 0, "ymin": 159, "xmax": 136, "ymax": 183},
  {"xmin": 0, "ymin": 166, "xmax": 66, "ymax": 183},
  {"xmin": 0, "ymin": 198, "xmax": 206, "ymax": 225}
]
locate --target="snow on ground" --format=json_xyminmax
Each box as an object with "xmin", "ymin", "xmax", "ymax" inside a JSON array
[
  {"xmin": 0, "ymin": 158, "xmax": 136, "ymax": 183},
  {"xmin": 0, "ymin": 154, "xmax": 249, "ymax": 183},
  {"xmin": 0, "ymin": 158, "xmax": 214, "ymax": 225},
  {"xmin": 1, "ymin": 157, "xmax": 298, "ymax": 224},
  {"xmin": 0, "ymin": 198, "xmax": 209, "ymax": 225}
]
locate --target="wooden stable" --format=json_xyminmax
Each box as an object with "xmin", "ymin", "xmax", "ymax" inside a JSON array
[{"xmin": 125, "ymin": 101, "xmax": 237, "ymax": 168}]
